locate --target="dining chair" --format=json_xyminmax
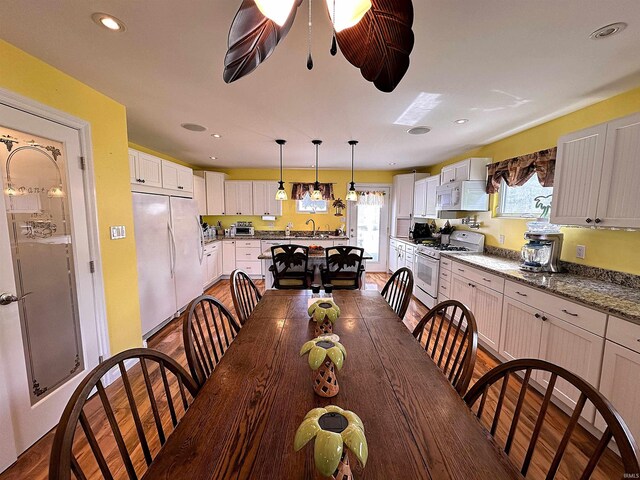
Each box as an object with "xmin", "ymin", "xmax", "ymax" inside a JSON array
[
  {"xmin": 183, "ymin": 294, "xmax": 241, "ymax": 387},
  {"xmin": 269, "ymin": 244, "xmax": 314, "ymax": 289},
  {"xmin": 464, "ymin": 358, "xmax": 640, "ymax": 478},
  {"xmin": 412, "ymin": 300, "xmax": 478, "ymax": 395},
  {"xmin": 319, "ymin": 245, "xmax": 365, "ymax": 290},
  {"xmin": 49, "ymin": 348, "xmax": 199, "ymax": 480},
  {"xmin": 230, "ymin": 268, "xmax": 262, "ymax": 325},
  {"xmin": 381, "ymin": 267, "xmax": 414, "ymax": 319}
]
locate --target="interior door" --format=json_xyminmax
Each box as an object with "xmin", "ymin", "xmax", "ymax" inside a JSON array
[
  {"xmin": 0, "ymin": 104, "xmax": 100, "ymax": 468},
  {"xmin": 347, "ymin": 185, "xmax": 390, "ymax": 272}
]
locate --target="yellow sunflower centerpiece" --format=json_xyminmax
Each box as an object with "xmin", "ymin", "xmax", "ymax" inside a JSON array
[
  {"xmin": 294, "ymin": 406, "xmax": 368, "ymax": 479},
  {"xmin": 300, "ymin": 337, "xmax": 346, "ymax": 398},
  {"xmin": 308, "ymin": 299, "xmax": 341, "ymax": 336}
]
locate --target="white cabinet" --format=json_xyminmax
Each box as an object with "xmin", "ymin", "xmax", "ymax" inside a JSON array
[
  {"xmin": 129, "ymin": 150, "xmax": 138, "ymax": 183},
  {"xmin": 499, "ymin": 297, "xmax": 543, "ymax": 361},
  {"xmin": 425, "ymin": 175, "xmax": 440, "ymax": 217},
  {"xmin": 413, "ymin": 178, "xmax": 428, "ymax": 218},
  {"xmin": 551, "ymin": 113, "xmax": 640, "ymax": 228},
  {"xmin": 393, "ymin": 174, "xmax": 416, "ymax": 219},
  {"xmin": 440, "ymin": 158, "xmax": 490, "ymax": 184},
  {"xmin": 197, "ymin": 171, "xmax": 227, "ymax": 215},
  {"xmin": 129, "ymin": 148, "xmax": 192, "ymax": 195},
  {"xmin": 129, "ymin": 149, "xmax": 163, "ymax": 188},
  {"xmin": 202, "ymin": 242, "xmax": 221, "ymax": 287},
  {"xmin": 252, "ymin": 181, "xmax": 283, "ymax": 216},
  {"xmin": 225, "ymin": 181, "xmax": 254, "ymax": 215},
  {"xmin": 222, "ymin": 240, "xmax": 236, "ymax": 275},
  {"xmin": 388, "ymin": 239, "xmax": 398, "ymax": 273},
  {"xmin": 194, "ymin": 175, "xmax": 206, "ymax": 215},
  {"xmin": 161, "ymin": 160, "xmax": 193, "ymax": 193}
]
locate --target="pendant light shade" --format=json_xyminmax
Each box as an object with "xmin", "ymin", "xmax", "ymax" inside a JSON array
[
  {"xmin": 311, "ymin": 139, "xmax": 323, "ymax": 200},
  {"xmin": 254, "ymin": 0, "xmax": 296, "ymax": 26},
  {"xmin": 275, "ymin": 139, "xmax": 288, "ymax": 200},
  {"xmin": 346, "ymin": 139, "xmax": 358, "ymax": 202},
  {"xmin": 326, "ymin": 0, "xmax": 372, "ymax": 32}
]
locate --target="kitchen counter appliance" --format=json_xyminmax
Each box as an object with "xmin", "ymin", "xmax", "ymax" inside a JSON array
[
  {"xmin": 520, "ymin": 232, "xmax": 563, "ymax": 273},
  {"xmin": 232, "ymin": 221, "xmax": 254, "ymax": 236}
]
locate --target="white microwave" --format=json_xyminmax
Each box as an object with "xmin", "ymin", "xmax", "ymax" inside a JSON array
[{"xmin": 436, "ymin": 180, "xmax": 489, "ymax": 211}]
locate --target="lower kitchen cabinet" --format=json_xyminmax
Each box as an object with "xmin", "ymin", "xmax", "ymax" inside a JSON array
[
  {"xmin": 222, "ymin": 240, "xmax": 236, "ymax": 275},
  {"xmin": 388, "ymin": 240, "xmax": 398, "ymax": 273},
  {"xmin": 201, "ymin": 243, "xmax": 221, "ymax": 288},
  {"xmin": 499, "ymin": 297, "xmax": 543, "ymax": 361},
  {"xmin": 472, "ymin": 284, "xmax": 503, "ymax": 351}
]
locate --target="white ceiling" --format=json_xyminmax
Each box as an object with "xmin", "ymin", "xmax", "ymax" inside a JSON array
[{"xmin": 2, "ymin": 1, "xmax": 640, "ymax": 170}]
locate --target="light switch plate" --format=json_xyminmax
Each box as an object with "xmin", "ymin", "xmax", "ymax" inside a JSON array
[
  {"xmin": 576, "ymin": 245, "xmax": 586, "ymax": 259},
  {"xmin": 499, "ymin": 235, "xmax": 505, "ymax": 245},
  {"xmin": 110, "ymin": 225, "xmax": 126, "ymax": 240}
]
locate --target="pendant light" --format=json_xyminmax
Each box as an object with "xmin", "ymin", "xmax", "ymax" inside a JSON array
[
  {"xmin": 275, "ymin": 139, "xmax": 288, "ymax": 200},
  {"xmin": 254, "ymin": 0, "xmax": 297, "ymax": 26},
  {"xmin": 346, "ymin": 140, "xmax": 358, "ymax": 202},
  {"xmin": 311, "ymin": 139, "xmax": 323, "ymax": 200},
  {"xmin": 326, "ymin": 0, "xmax": 372, "ymax": 32}
]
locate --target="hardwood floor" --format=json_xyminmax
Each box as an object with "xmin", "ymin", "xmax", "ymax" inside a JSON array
[{"xmin": 0, "ymin": 273, "xmax": 625, "ymax": 479}]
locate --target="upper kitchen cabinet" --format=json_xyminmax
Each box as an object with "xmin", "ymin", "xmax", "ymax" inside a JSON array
[
  {"xmin": 252, "ymin": 181, "xmax": 282, "ymax": 216},
  {"xmin": 225, "ymin": 180, "xmax": 254, "ymax": 215},
  {"xmin": 551, "ymin": 112, "xmax": 640, "ymax": 228},
  {"xmin": 414, "ymin": 175, "xmax": 440, "ymax": 218},
  {"xmin": 193, "ymin": 175, "xmax": 206, "ymax": 214},
  {"xmin": 440, "ymin": 157, "xmax": 490, "ymax": 184},
  {"xmin": 194, "ymin": 171, "xmax": 227, "ymax": 215},
  {"xmin": 393, "ymin": 173, "xmax": 416, "ymax": 219},
  {"xmin": 161, "ymin": 160, "xmax": 193, "ymax": 193},
  {"xmin": 129, "ymin": 149, "xmax": 163, "ymax": 188},
  {"xmin": 425, "ymin": 176, "xmax": 440, "ymax": 217}
]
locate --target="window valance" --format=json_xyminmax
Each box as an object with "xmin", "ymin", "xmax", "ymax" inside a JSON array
[
  {"xmin": 291, "ymin": 183, "xmax": 334, "ymax": 200},
  {"xmin": 356, "ymin": 191, "xmax": 386, "ymax": 207},
  {"xmin": 486, "ymin": 147, "xmax": 556, "ymax": 194}
]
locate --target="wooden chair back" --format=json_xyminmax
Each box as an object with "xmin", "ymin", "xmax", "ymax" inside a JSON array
[
  {"xmin": 381, "ymin": 267, "xmax": 414, "ymax": 319},
  {"xmin": 183, "ymin": 295, "xmax": 240, "ymax": 387},
  {"xmin": 464, "ymin": 358, "xmax": 640, "ymax": 478},
  {"xmin": 230, "ymin": 269, "xmax": 262, "ymax": 325},
  {"xmin": 49, "ymin": 348, "xmax": 199, "ymax": 480},
  {"xmin": 269, "ymin": 244, "xmax": 313, "ymax": 289},
  {"xmin": 321, "ymin": 246, "xmax": 365, "ymax": 289},
  {"xmin": 412, "ymin": 300, "xmax": 478, "ymax": 395}
]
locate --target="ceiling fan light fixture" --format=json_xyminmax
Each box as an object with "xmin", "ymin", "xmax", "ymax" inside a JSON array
[
  {"xmin": 254, "ymin": 0, "xmax": 296, "ymax": 26},
  {"xmin": 326, "ymin": 0, "xmax": 372, "ymax": 32}
]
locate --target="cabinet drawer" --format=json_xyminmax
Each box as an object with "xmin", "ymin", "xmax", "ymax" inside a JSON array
[
  {"xmin": 607, "ymin": 316, "xmax": 640, "ymax": 354},
  {"xmin": 236, "ymin": 260, "xmax": 261, "ymax": 274},
  {"xmin": 236, "ymin": 240, "xmax": 260, "ymax": 248},
  {"xmin": 438, "ymin": 282, "xmax": 451, "ymax": 298},
  {"xmin": 405, "ymin": 244, "xmax": 416, "ymax": 254},
  {"xmin": 396, "ymin": 242, "xmax": 405, "ymax": 252},
  {"xmin": 439, "ymin": 270, "xmax": 451, "ymax": 287},
  {"xmin": 504, "ymin": 280, "xmax": 607, "ymax": 336},
  {"xmin": 440, "ymin": 257, "xmax": 453, "ymax": 271},
  {"xmin": 405, "ymin": 253, "xmax": 415, "ymax": 264},
  {"xmin": 236, "ymin": 247, "xmax": 261, "ymax": 259},
  {"xmin": 389, "ymin": 239, "xmax": 398, "ymax": 248},
  {"xmin": 451, "ymin": 261, "xmax": 505, "ymax": 293}
]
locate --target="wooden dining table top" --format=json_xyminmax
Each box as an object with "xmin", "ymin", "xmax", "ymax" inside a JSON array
[{"xmin": 143, "ymin": 290, "xmax": 522, "ymax": 479}]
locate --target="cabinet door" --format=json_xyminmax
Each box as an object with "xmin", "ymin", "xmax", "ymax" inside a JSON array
[
  {"xmin": 205, "ymin": 172, "xmax": 225, "ymax": 215},
  {"xmin": 161, "ymin": 160, "xmax": 179, "ymax": 190},
  {"xmin": 441, "ymin": 166, "xmax": 456, "ymax": 184},
  {"xmin": 264, "ymin": 181, "xmax": 283, "ymax": 215},
  {"xmin": 252, "ymin": 181, "xmax": 268, "ymax": 215},
  {"xmin": 595, "ymin": 113, "xmax": 640, "ymax": 228},
  {"xmin": 425, "ymin": 176, "xmax": 440, "ymax": 217},
  {"xmin": 137, "ymin": 152, "xmax": 163, "ymax": 188},
  {"xmin": 454, "ymin": 161, "xmax": 470, "ymax": 182},
  {"xmin": 413, "ymin": 180, "xmax": 427, "ymax": 217},
  {"xmin": 473, "ymin": 284, "xmax": 503, "ymax": 352},
  {"xmin": 596, "ymin": 341, "xmax": 640, "ymax": 441},
  {"xmin": 395, "ymin": 174, "xmax": 414, "ymax": 218},
  {"xmin": 450, "ymin": 274, "xmax": 475, "ymax": 311},
  {"xmin": 498, "ymin": 297, "xmax": 543, "ymax": 362},
  {"xmin": 177, "ymin": 167, "xmax": 193, "ymax": 193},
  {"xmin": 222, "ymin": 241, "xmax": 236, "ymax": 275},
  {"xmin": 194, "ymin": 175, "xmax": 206, "ymax": 214},
  {"xmin": 388, "ymin": 245, "xmax": 397, "ymax": 272},
  {"xmin": 537, "ymin": 315, "xmax": 604, "ymax": 422},
  {"xmin": 129, "ymin": 149, "xmax": 138, "ymax": 183},
  {"xmin": 201, "ymin": 252, "xmax": 209, "ymax": 288},
  {"xmin": 551, "ymin": 124, "xmax": 607, "ymax": 226},
  {"xmin": 236, "ymin": 181, "xmax": 254, "ymax": 215},
  {"xmin": 224, "ymin": 182, "xmax": 240, "ymax": 215}
]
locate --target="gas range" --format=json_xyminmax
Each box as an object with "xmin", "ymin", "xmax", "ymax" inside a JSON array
[{"xmin": 416, "ymin": 231, "xmax": 485, "ymax": 259}]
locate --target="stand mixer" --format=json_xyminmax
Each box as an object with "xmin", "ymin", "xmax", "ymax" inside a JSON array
[{"xmin": 520, "ymin": 232, "xmax": 564, "ymax": 273}]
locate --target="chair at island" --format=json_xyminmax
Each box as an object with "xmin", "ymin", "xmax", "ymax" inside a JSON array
[
  {"xmin": 268, "ymin": 244, "xmax": 314, "ymax": 289},
  {"xmin": 319, "ymin": 245, "xmax": 365, "ymax": 290}
]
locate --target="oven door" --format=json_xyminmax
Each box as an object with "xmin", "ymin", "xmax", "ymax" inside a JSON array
[{"xmin": 415, "ymin": 253, "xmax": 439, "ymax": 298}]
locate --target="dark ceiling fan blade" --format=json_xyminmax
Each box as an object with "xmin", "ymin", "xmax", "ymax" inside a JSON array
[
  {"xmin": 335, "ymin": 0, "xmax": 414, "ymax": 93},
  {"xmin": 223, "ymin": 0, "xmax": 302, "ymax": 84}
]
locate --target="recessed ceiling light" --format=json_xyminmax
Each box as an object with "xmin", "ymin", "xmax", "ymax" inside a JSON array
[
  {"xmin": 209, "ymin": 156, "xmax": 217, "ymax": 160},
  {"xmin": 211, "ymin": 133, "xmax": 222, "ymax": 138},
  {"xmin": 590, "ymin": 22, "xmax": 627, "ymax": 40},
  {"xmin": 91, "ymin": 13, "xmax": 126, "ymax": 32},
  {"xmin": 181, "ymin": 123, "xmax": 207, "ymax": 132},
  {"xmin": 454, "ymin": 119, "xmax": 469, "ymax": 124},
  {"xmin": 407, "ymin": 126, "xmax": 431, "ymax": 135},
  {"xmin": 388, "ymin": 162, "xmax": 397, "ymax": 166}
]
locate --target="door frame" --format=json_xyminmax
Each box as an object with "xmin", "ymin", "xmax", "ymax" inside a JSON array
[
  {"xmin": 346, "ymin": 182, "xmax": 392, "ymax": 272},
  {"xmin": 0, "ymin": 88, "xmax": 111, "ymax": 367}
]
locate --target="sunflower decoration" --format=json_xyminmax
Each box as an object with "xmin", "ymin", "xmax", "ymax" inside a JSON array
[
  {"xmin": 300, "ymin": 338, "xmax": 347, "ymax": 398},
  {"xmin": 294, "ymin": 406, "xmax": 368, "ymax": 479},
  {"xmin": 308, "ymin": 300, "xmax": 341, "ymax": 336}
]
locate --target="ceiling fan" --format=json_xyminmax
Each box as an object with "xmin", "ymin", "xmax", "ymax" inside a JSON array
[{"xmin": 223, "ymin": 0, "xmax": 414, "ymax": 93}]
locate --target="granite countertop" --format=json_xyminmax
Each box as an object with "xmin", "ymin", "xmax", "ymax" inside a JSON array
[
  {"xmin": 218, "ymin": 234, "xmax": 349, "ymax": 241},
  {"xmin": 258, "ymin": 249, "xmax": 373, "ymax": 260},
  {"xmin": 441, "ymin": 252, "xmax": 640, "ymax": 325}
]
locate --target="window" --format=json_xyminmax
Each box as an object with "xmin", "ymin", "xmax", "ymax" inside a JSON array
[
  {"xmin": 295, "ymin": 192, "xmax": 328, "ymax": 214},
  {"xmin": 497, "ymin": 176, "xmax": 553, "ymax": 218}
]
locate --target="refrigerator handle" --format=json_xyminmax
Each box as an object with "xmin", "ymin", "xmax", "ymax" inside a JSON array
[
  {"xmin": 196, "ymin": 216, "xmax": 205, "ymax": 264},
  {"xmin": 168, "ymin": 222, "xmax": 176, "ymax": 277}
]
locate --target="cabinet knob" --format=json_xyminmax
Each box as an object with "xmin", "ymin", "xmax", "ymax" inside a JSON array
[
  {"xmin": 541, "ymin": 316, "xmax": 548, "ymax": 321},
  {"xmin": 585, "ymin": 218, "xmax": 593, "ymax": 224},
  {"xmin": 534, "ymin": 313, "xmax": 541, "ymax": 319},
  {"xmin": 594, "ymin": 218, "xmax": 602, "ymax": 224}
]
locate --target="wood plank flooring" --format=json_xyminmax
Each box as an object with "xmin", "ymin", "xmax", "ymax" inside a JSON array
[{"xmin": 0, "ymin": 273, "xmax": 625, "ymax": 479}]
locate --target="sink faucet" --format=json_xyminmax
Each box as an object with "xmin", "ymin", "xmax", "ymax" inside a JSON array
[{"xmin": 305, "ymin": 218, "xmax": 316, "ymax": 237}]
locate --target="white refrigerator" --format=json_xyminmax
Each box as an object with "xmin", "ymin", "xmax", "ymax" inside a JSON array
[{"xmin": 133, "ymin": 193, "xmax": 203, "ymax": 337}]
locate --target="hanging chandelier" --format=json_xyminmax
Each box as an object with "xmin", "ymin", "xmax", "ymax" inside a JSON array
[
  {"xmin": 223, "ymin": 0, "xmax": 414, "ymax": 93},
  {"xmin": 275, "ymin": 139, "xmax": 288, "ymax": 200},
  {"xmin": 311, "ymin": 139, "xmax": 323, "ymax": 200},
  {"xmin": 346, "ymin": 140, "xmax": 358, "ymax": 202}
]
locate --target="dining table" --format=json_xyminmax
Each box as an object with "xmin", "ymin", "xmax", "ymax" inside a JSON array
[{"xmin": 143, "ymin": 289, "xmax": 523, "ymax": 479}]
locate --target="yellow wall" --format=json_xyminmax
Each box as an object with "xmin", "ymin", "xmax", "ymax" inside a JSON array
[
  {"xmin": 429, "ymin": 87, "xmax": 640, "ymax": 275},
  {"xmin": 0, "ymin": 40, "xmax": 142, "ymax": 353},
  {"xmin": 203, "ymin": 168, "xmax": 398, "ymax": 231}
]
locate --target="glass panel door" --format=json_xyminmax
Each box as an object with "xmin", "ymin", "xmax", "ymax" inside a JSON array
[{"xmin": 347, "ymin": 186, "xmax": 390, "ymax": 272}]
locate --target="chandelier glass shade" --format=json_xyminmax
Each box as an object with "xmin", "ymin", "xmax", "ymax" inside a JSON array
[
  {"xmin": 326, "ymin": 0, "xmax": 372, "ymax": 32},
  {"xmin": 254, "ymin": 0, "xmax": 296, "ymax": 26}
]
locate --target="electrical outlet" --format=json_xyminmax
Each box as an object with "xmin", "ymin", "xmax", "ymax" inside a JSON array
[
  {"xmin": 576, "ymin": 245, "xmax": 586, "ymax": 259},
  {"xmin": 110, "ymin": 225, "xmax": 126, "ymax": 240},
  {"xmin": 499, "ymin": 235, "xmax": 505, "ymax": 245}
]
